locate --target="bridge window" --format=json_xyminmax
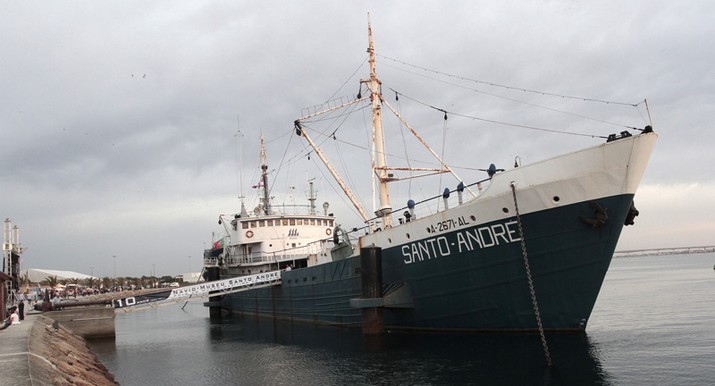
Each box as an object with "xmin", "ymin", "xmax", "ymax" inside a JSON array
[
  {"xmin": 259, "ymin": 221, "xmax": 266, "ymax": 227},
  {"xmin": 250, "ymin": 221, "xmax": 257, "ymax": 228},
  {"xmin": 289, "ymin": 219, "xmax": 296, "ymax": 226},
  {"xmin": 296, "ymin": 219, "xmax": 303, "ymax": 225},
  {"xmin": 310, "ymin": 219, "xmax": 316, "ymax": 225},
  {"xmin": 282, "ymin": 219, "xmax": 288, "ymax": 226},
  {"xmin": 242, "ymin": 222, "xmax": 249, "ymax": 229}
]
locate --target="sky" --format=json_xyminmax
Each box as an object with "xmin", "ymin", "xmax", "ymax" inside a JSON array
[{"xmin": 2, "ymin": 1, "xmax": 713, "ymax": 278}]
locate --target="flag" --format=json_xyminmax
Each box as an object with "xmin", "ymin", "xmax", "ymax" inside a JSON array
[{"xmin": 251, "ymin": 179, "xmax": 264, "ymax": 189}]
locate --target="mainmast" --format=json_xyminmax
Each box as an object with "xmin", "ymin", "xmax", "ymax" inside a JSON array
[
  {"xmin": 259, "ymin": 136, "xmax": 271, "ymax": 215},
  {"xmin": 365, "ymin": 15, "xmax": 392, "ymax": 227}
]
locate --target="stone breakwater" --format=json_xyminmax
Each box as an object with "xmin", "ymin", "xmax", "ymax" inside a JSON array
[
  {"xmin": 28, "ymin": 315, "xmax": 117, "ymax": 385},
  {"xmin": 26, "ymin": 289, "xmax": 170, "ymax": 385}
]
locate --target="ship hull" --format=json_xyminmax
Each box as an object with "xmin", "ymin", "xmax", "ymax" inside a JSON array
[
  {"xmin": 219, "ymin": 193, "xmax": 630, "ymax": 332},
  {"xmin": 215, "ymin": 131, "xmax": 657, "ymax": 332}
]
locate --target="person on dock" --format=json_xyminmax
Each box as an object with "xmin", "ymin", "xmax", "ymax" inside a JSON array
[
  {"xmin": 51, "ymin": 292, "xmax": 61, "ymax": 310},
  {"xmin": 17, "ymin": 291, "xmax": 26, "ymax": 320},
  {"xmin": 10, "ymin": 309, "xmax": 20, "ymax": 325}
]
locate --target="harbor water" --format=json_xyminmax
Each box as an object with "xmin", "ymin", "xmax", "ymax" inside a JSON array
[{"xmin": 90, "ymin": 253, "xmax": 715, "ymax": 385}]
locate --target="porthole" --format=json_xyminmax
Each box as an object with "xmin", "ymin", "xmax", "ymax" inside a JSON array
[
  {"xmin": 502, "ymin": 208, "xmax": 509, "ymax": 213},
  {"xmin": 553, "ymin": 196, "xmax": 561, "ymax": 203},
  {"xmin": 406, "ymin": 233, "xmax": 411, "ymax": 239},
  {"xmin": 470, "ymin": 215, "xmax": 476, "ymax": 221}
]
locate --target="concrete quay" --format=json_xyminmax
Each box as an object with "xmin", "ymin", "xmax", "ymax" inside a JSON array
[{"xmin": 0, "ymin": 311, "xmax": 116, "ymax": 385}]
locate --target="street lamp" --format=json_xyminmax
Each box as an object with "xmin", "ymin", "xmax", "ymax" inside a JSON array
[{"xmin": 113, "ymin": 255, "xmax": 117, "ymax": 289}]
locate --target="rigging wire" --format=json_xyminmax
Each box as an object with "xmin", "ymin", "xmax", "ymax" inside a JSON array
[
  {"xmin": 394, "ymin": 90, "xmax": 414, "ymax": 197},
  {"xmin": 301, "ymin": 110, "xmax": 490, "ymax": 173},
  {"xmin": 378, "ymin": 59, "xmax": 647, "ymax": 130},
  {"xmin": 437, "ymin": 111, "xmax": 448, "ymax": 210},
  {"xmin": 391, "ymin": 88, "xmax": 608, "ymax": 139},
  {"xmin": 378, "ymin": 53, "xmax": 643, "ymax": 107},
  {"xmin": 308, "ymin": 150, "xmax": 366, "ymax": 222},
  {"xmin": 331, "ymin": 103, "xmax": 363, "ymax": 200},
  {"xmin": 326, "ymin": 58, "xmax": 369, "ymax": 102}
]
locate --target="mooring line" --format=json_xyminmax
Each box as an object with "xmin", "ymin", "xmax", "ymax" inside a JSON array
[{"xmin": 510, "ymin": 182, "xmax": 553, "ymax": 367}]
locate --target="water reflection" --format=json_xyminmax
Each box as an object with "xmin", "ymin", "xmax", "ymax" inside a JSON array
[{"xmin": 203, "ymin": 313, "xmax": 609, "ymax": 385}]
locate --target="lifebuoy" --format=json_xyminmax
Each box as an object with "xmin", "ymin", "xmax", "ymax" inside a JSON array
[
  {"xmin": 326, "ymin": 228, "xmax": 332, "ymax": 236},
  {"xmin": 246, "ymin": 230, "xmax": 254, "ymax": 238}
]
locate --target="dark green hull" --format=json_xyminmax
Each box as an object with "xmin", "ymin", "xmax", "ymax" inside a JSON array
[{"xmin": 220, "ymin": 193, "xmax": 633, "ymax": 332}]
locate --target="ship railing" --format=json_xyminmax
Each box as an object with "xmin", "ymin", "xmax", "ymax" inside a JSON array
[
  {"xmin": 203, "ymin": 257, "xmax": 219, "ymax": 267},
  {"xmin": 383, "ymin": 177, "xmax": 492, "ymax": 226},
  {"xmin": 223, "ymin": 242, "xmax": 329, "ymax": 266}
]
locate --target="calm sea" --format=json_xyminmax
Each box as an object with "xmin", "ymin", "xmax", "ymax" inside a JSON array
[{"xmin": 90, "ymin": 253, "xmax": 715, "ymax": 385}]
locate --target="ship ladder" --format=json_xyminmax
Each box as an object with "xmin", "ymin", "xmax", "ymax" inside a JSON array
[{"xmin": 511, "ymin": 182, "xmax": 553, "ymax": 368}]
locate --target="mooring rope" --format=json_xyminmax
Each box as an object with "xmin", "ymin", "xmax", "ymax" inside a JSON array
[{"xmin": 510, "ymin": 182, "xmax": 553, "ymax": 367}]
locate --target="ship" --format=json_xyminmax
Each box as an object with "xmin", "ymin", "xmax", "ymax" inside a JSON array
[{"xmin": 202, "ymin": 20, "xmax": 657, "ymax": 333}]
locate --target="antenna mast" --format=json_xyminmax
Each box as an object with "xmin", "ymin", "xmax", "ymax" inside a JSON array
[{"xmin": 260, "ymin": 135, "xmax": 271, "ymax": 215}]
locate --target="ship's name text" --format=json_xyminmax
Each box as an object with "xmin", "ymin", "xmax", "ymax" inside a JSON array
[{"xmin": 402, "ymin": 220, "xmax": 521, "ymax": 264}]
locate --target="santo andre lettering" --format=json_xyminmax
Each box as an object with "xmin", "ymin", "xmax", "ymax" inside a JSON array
[{"xmin": 401, "ymin": 220, "xmax": 521, "ymax": 264}]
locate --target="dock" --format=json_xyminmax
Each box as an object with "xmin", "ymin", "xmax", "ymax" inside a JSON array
[
  {"xmin": 0, "ymin": 311, "xmax": 117, "ymax": 385},
  {"xmin": 614, "ymin": 245, "xmax": 715, "ymax": 257},
  {"xmin": 0, "ymin": 313, "xmax": 36, "ymax": 385}
]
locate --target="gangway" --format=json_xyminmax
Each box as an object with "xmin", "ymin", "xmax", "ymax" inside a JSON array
[{"xmin": 112, "ymin": 270, "xmax": 282, "ymax": 313}]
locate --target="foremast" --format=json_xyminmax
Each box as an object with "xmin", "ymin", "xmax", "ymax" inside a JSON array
[{"xmin": 364, "ymin": 15, "xmax": 393, "ymax": 227}]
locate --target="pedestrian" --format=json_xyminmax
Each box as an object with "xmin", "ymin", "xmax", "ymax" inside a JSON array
[
  {"xmin": 51, "ymin": 292, "xmax": 61, "ymax": 310},
  {"xmin": 16, "ymin": 291, "xmax": 26, "ymax": 320},
  {"xmin": 10, "ymin": 309, "xmax": 20, "ymax": 325}
]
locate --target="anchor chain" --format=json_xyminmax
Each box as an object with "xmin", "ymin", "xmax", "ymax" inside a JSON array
[{"xmin": 510, "ymin": 182, "xmax": 553, "ymax": 367}]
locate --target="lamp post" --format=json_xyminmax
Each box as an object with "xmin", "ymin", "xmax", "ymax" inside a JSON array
[{"xmin": 113, "ymin": 255, "xmax": 116, "ymax": 288}]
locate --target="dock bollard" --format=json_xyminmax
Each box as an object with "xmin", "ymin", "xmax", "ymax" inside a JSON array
[{"xmin": 360, "ymin": 246, "xmax": 384, "ymax": 335}]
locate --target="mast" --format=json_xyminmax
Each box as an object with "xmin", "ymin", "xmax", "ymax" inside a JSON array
[
  {"xmin": 365, "ymin": 14, "xmax": 393, "ymax": 227},
  {"xmin": 259, "ymin": 136, "xmax": 271, "ymax": 215}
]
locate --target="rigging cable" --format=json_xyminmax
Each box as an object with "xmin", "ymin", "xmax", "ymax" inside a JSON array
[
  {"xmin": 378, "ymin": 53, "xmax": 642, "ymax": 107},
  {"xmin": 378, "ymin": 59, "xmax": 647, "ymax": 131},
  {"xmin": 391, "ymin": 88, "xmax": 608, "ymax": 139},
  {"xmin": 437, "ymin": 109, "xmax": 448, "ymax": 210},
  {"xmin": 394, "ymin": 90, "xmax": 415, "ymax": 198},
  {"xmin": 326, "ymin": 58, "xmax": 369, "ymax": 102}
]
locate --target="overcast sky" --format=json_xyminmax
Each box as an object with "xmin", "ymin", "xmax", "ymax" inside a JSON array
[{"xmin": 2, "ymin": 1, "xmax": 713, "ymax": 278}]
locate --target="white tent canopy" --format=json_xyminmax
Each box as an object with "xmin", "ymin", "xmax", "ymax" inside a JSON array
[{"xmin": 20, "ymin": 268, "xmax": 98, "ymax": 283}]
